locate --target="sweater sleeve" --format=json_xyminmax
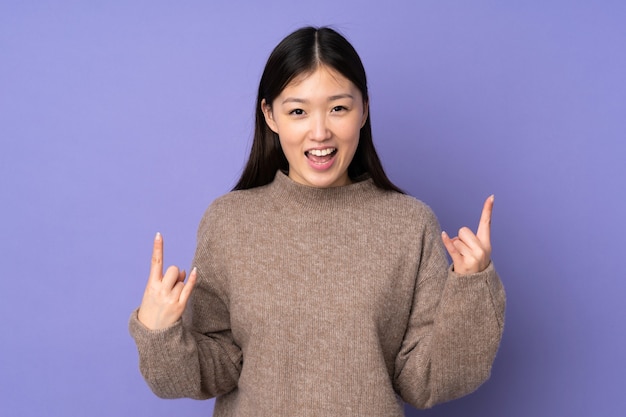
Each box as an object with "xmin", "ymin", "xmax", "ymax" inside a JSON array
[
  {"xmin": 128, "ymin": 205, "xmax": 242, "ymax": 400},
  {"xmin": 393, "ymin": 207, "xmax": 506, "ymax": 409}
]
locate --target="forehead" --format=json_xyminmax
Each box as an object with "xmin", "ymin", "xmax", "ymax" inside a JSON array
[{"xmin": 281, "ymin": 65, "xmax": 357, "ymax": 96}]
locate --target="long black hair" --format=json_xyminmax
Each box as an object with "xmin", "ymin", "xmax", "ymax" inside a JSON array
[{"xmin": 233, "ymin": 26, "xmax": 403, "ymax": 193}]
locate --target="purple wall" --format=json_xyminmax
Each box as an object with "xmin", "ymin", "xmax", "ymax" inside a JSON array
[{"xmin": 1, "ymin": 1, "xmax": 625, "ymax": 416}]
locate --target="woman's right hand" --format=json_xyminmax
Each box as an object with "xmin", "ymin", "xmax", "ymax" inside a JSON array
[{"xmin": 137, "ymin": 232, "xmax": 197, "ymax": 330}]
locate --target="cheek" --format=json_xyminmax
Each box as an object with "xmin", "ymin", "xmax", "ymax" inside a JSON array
[
  {"xmin": 338, "ymin": 122, "xmax": 362, "ymax": 147},
  {"xmin": 277, "ymin": 126, "xmax": 292, "ymax": 140},
  {"xmin": 274, "ymin": 119, "xmax": 300, "ymax": 141},
  {"xmin": 277, "ymin": 122, "xmax": 310, "ymax": 150},
  {"xmin": 278, "ymin": 131, "xmax": 302, "ymax": 157}
]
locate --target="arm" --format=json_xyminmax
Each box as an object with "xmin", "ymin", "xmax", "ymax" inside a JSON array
[
  {"xmin": 394, "ymin": 197, "xmax": 505, "ymax": 408},
  {"xmin": 128, "ymin": 231, "xmax": 242, "ymax": 399}
]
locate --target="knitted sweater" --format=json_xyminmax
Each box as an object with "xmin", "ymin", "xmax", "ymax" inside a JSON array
[{"xmin": 129, "ymin": 171, "xmax": 505, "ymax": 416}]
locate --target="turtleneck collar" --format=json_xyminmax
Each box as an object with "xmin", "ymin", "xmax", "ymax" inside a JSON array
[{"xmin": 266, "ymin": 170, "xmax": 379, "ymax": 210}]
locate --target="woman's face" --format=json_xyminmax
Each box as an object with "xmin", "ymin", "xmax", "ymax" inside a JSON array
[{"xmin": 262, "ymin": 65, "xmax": 368, "ymax": 188}]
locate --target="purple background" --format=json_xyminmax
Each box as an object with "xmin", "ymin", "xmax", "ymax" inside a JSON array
[{"xmin": 1, "ymin": 1, "xmax": 625, "ymax": 416}]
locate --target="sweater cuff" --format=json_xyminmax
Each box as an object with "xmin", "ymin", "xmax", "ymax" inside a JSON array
[
  {"xmin": 446, "ymin": 262, "xmax": 506, "ymax": 329},
  {"xmin": 448, "ymin": 261, "xmax": 497, "ymax": 287},
  {"xmin": 128, "ymin": 308, "xmax": 184, "ymax": 356}
]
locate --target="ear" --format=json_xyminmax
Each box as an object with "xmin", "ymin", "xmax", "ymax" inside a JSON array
[
  {"xmin": 261, "ymin": 99, "xmax": 279, "ymax": 134},
  {"xmin": 361, "ymin": 100, "xmax": 369, "ymax": 128}
]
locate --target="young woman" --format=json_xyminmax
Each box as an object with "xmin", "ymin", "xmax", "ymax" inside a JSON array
[{"xmin": 130, "ymin": 26, "xmax": 505, "ymax": 417}]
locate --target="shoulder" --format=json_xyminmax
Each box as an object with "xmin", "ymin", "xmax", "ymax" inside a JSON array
[
  {"xmin": 208, "ymin": 186, "xmax": 270, "ymax": 214},
  {"xmin": 196, "ymin": 185, "xmax": 274, "ymax": 235},
  {"xmin": 370, "ymin": 189, "xmax": 440, "ymax": 229}
]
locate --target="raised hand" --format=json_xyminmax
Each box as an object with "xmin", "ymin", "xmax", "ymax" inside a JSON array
[
  {"xmin": 441, "ymin": 195, "xmax": 494, "ymax": 275},
  {"xmin": 137, "ymin": 232, "xmax": 197, "ymax": 330}
]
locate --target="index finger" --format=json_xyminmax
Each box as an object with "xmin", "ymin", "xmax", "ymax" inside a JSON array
[
  {"xmin": 476, "ymin": 195, "xmax": 494, "ymax": 246},
  {"xmin": 149, "ymin": 232, "xmax": 164, "ymax": 282}
]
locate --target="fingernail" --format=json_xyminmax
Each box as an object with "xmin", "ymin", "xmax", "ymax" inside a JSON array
[{"xmin": 155, "ymin": 232, "xmax": 162, "ymax": 240}]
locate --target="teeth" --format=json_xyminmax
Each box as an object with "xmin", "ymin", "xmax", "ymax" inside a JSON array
[{"xmin": 308, "ymin": 148, "xmax": 336, "ymax": 157}]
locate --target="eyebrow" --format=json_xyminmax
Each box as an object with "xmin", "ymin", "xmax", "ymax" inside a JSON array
[{"xmin": 281, "ymin": 94, "xmax": 355, "ymax": 105}]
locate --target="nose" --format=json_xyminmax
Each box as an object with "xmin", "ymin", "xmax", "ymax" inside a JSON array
[{"xmin": 309, "ymin": 113, "xmax": 331, "ymax": 142}]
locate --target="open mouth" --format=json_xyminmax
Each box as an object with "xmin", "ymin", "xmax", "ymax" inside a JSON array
[{"xmin": 305, "ymin": 148, "xmax": 337, "ymax": 164}]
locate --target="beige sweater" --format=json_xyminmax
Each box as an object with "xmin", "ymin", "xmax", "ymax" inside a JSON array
[{"xmin": 129, "ymin": 171, "xmax": 505, "ymax": 416}]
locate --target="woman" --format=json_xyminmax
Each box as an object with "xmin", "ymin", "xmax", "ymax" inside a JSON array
[{"xmin": 130, "ymin": 26, "xmax": 505, "ymax": 416}]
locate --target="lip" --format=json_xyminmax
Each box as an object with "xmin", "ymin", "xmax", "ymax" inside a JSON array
[{"xmin": 305, "ymin": 146, "xmax": 337, "ymax": 171}]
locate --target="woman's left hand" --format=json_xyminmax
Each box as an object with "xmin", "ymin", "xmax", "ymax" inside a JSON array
[{"xmin": 441, "ymin": 195, "xmax": 494, "ymax": 275}]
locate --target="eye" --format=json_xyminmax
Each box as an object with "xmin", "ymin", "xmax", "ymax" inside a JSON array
[
  {"xmin": 331, "ymin": 105, "xmax": 347, "ymax": 113},
  {"xmin": 289, "ymin": 108, "xmax": 305, "ymax": 116}
]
